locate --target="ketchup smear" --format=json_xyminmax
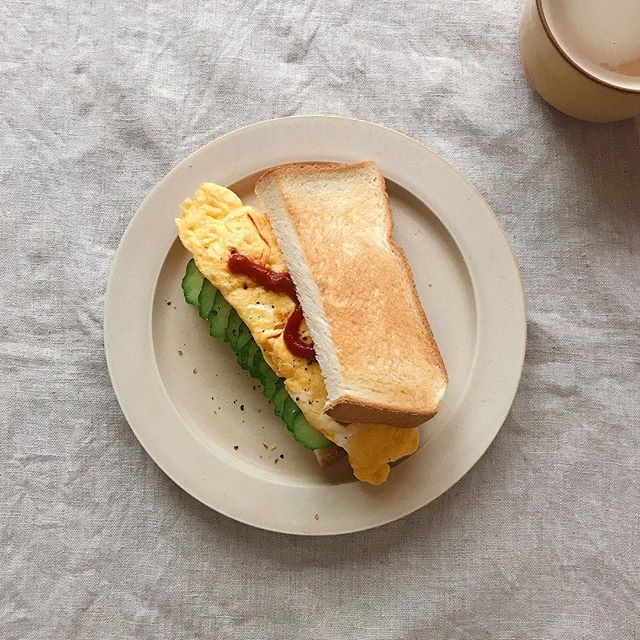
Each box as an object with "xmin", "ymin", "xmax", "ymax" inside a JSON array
[{"xmin": 228, "ymin": 253, "xmax": 315, "ymax": 361}]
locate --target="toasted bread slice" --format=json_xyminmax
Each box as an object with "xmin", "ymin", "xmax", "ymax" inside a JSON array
[{"xmin": 255, "ymin": 162, "xmax": 447, "ymax": 428}]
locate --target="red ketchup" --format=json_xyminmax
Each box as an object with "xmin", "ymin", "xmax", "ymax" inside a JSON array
[{"xmin": 228, "ymin": 253, "xmax": 315, "ymax": 361}]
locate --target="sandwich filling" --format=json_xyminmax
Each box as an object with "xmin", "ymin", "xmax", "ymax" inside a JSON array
[
  {"xmin": 228, "ymin": 253, "xmax": 315, "ymax": 361},
  {"xmin": 176, "ymin": 182, "xmax": 419, "ymax": 485}
]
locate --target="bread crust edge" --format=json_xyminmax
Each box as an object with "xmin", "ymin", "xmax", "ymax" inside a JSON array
[{"xmin": 314, "ymin": 443, "xmax": 346, "ymax": 467}]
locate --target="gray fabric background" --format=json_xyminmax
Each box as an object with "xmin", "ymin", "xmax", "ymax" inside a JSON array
[{"xmin": 1, "ymin": 1, "xmax": 639, "ymax": 638}]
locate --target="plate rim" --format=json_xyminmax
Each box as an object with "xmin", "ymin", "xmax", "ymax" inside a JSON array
[{"xmin": 104, "ymin": 115, "xmax": 527, "ymax": 535}]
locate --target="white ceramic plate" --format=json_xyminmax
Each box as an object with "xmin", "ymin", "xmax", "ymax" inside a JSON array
[{"xmin": 104, "ymin": 116, "xmax": 526, "ymax": 535}]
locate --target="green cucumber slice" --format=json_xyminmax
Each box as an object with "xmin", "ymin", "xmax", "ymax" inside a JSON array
[
  {"xmin": 281, "ymin": 396, "xmax": 299, "ymax": 433},
  {"xmin": 272, "ymin": 385, "xmax": 289, "ymax": 418},
  {"xmin": 182, "ymin": 259, "xmax": 204, "ymax": 305},
  {"xmin": 261, "ymin": 369, "xmax": 279, "ymax": 400},
  {"xmin": 292, "ymin": 413, "xmax": 331, "ymax": 450},
  {"xmin": 209, "ymin": 292, "xmax": 233, "ymax": 339},
  {"xmin": 256, "ymin": 358, "xmax": 272, "ymax": 381},
  {"xmin": 234, "ymin": 323, "xmax": 253, "ymax": 353},
  {"xmin": 237, "ymin": 340, "xmax": 254, "ymax": 369},
  {"xmin": 198, "ymin": 279, "xmax": 217, "ymax": 319},
  {"xmin": 245, "ymin": 341, "xmax": 261, "ymax": 366},
  {"xmin": 225, "ymin": 311, "xmax": 242, "ymax": 344},
  {"xmin": 247, "ymin": 347, "xmax": 263, "ymax": 379}
]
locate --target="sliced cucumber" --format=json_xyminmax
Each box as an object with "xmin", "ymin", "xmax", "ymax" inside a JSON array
[
  {"xmin": 247, "ymin": 340, "xmax": 261, "ymax": 364},
  {"xmin": 234, "ymin": 323, "xmax": 253, "ymax": 354},
  {"xmin": 272, "ymin": 385, "xmax": 289, "ymax": 418},
  {"xmin": 225, "ymin": 311, "xmax": 242, "ymax": 344},
  {"xmin": 198, "ymin": 279, "xmax": 217, "ymax": 319},
  {"xmin": 238, "ymin": 339, "xmax": 257, "ymax": 370},
  {"xmin": 261, "ymin": 368, "xmax": 279, "ymax": 400},
  {"xmin": 184, "ymin": 261, "xmax": 331, "ymax": 453},
  {"xmin": 247, "ymin": 347, "xmax": 263, "ymax": 379},
  {"xmin": 256, "ymin": 358, "xmax": 273, "ymax": 381},
  {"xmin": 292, "ymin": 412, "xmax": 332, "ymax": 449},
  {"xmin": 281, "ymin": 396, "xmax": 299, "ymax": 433},
  {"xmin": 182, "ymin": 259, "xmax": 204, "ymax": 305},
  {"xmin": 209, "ymin": 291, "xmax": 233, "ymax": 339}
]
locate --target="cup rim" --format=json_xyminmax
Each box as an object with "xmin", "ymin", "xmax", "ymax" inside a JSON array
[{"xmin": 536, "ymin": 0, "xmax": 640, "ymax": 95}]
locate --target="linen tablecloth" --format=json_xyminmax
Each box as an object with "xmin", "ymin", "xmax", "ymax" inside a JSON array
[{"xmin": 2, "ymin": 1, "xmax": 639, "ymax": 638}]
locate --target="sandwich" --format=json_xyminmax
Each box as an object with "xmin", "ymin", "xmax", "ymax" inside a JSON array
[{"xmin": 176, "ymin": 161, "xmax": 447, "ymax": 485}]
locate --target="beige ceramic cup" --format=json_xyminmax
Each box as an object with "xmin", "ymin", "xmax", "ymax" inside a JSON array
[{"xmin": 519, "ymin": 0, "xmax": 640, "ymax": 122}]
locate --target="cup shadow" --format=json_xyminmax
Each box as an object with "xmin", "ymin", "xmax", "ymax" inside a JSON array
[{"xmin": 544, "ymin": 111, "xmax": 640, "ymax": 228}]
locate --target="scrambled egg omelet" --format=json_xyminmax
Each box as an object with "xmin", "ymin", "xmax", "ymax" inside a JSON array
[{"xmin": 176, "ymin": 183, "xmax": 419, "ymax": 485}]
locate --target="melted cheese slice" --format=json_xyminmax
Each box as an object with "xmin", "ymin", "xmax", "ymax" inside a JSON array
[{"xmin": 176, "ymin": 183, "xmax": 419, "ymax": 485}]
